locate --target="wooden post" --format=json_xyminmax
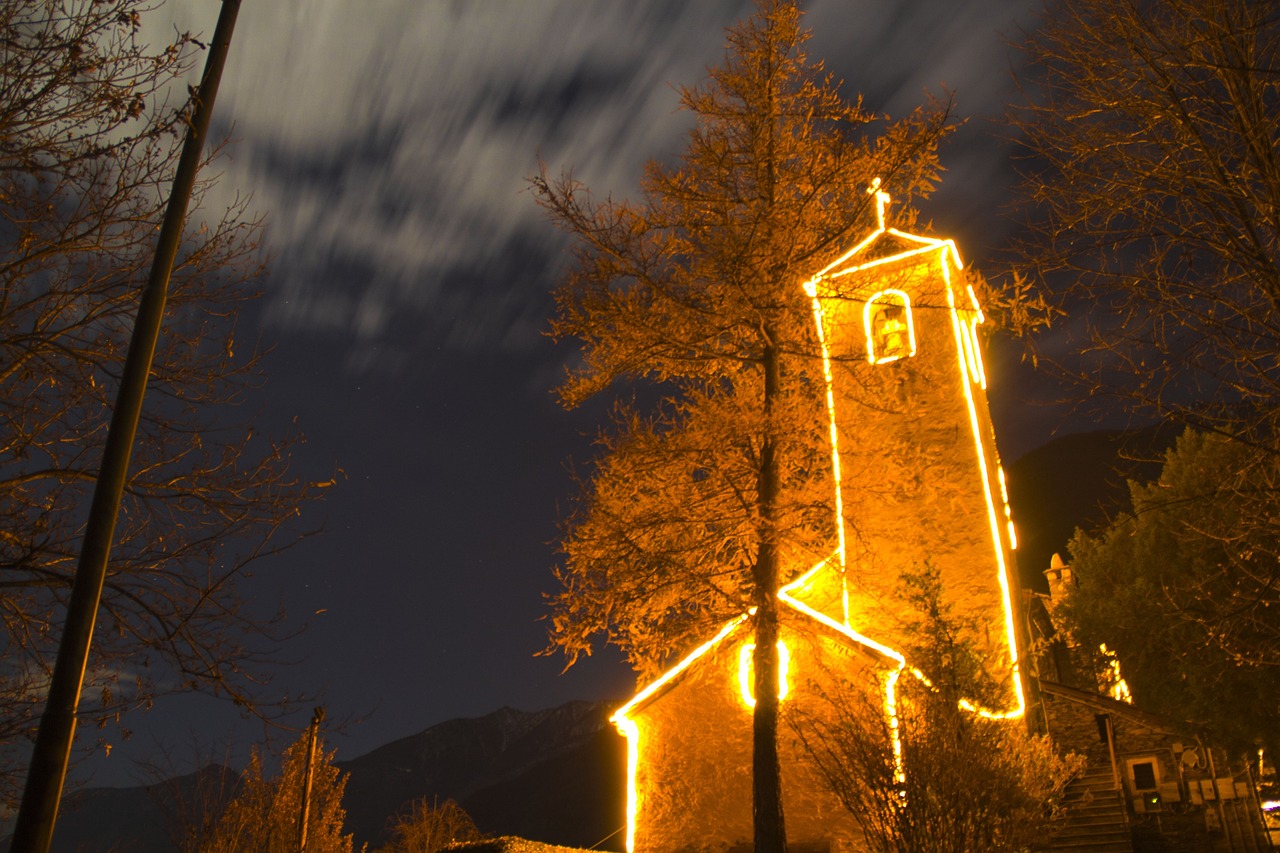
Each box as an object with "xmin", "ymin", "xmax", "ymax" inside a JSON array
[{"xmin": 297, "ymin": 707, "xmax": 324, "ymax": 853}]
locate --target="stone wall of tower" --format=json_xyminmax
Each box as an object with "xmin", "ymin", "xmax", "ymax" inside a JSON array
[{"xmin": 814, "ymin": 247, "xmax": 1019, "ymax": 708}]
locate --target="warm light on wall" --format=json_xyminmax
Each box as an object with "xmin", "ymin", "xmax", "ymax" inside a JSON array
[
  {"xmin": 611, "ymin": 614, "xmax": 750, "ymax": 853},
  {"xmin": 1099, "ymin": 643, "xmax": 1133, "ymax": 704},
  {"xmin": 738, "ymin": 641, "xmax": 791, "ymax": 707}
]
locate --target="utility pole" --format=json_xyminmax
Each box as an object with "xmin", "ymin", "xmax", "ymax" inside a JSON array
[
  {"xmin": 297, "ymin": 707, "xmax": 325, "ymax": 853},
  {"xmin": 8, "ymin": 3, "xmax": 243, "ymax": 850}
]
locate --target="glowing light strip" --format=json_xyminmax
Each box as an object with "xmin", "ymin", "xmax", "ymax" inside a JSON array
[
  {"xmin": 779, "ymin": 558, "xmax": 830, "ymax": 594},
  {"xmin": 996, "ymin": 466, "xmax": 1018, "ymax": 550},
  {"xmin": 826, "ymin": 244, "xmax": 945, "ymax": 279},
  {"xmin": 957, "ymin": 314, "xmax": 985, "ymax": 388},
  {"xmin": 808, "ymin": 197, "xmax": 964, "ymax": 282},
  {"xmin": 805, "ymin": 294, "xmax": 849, "ymax": 605},
  {"xmin": 616, "ymin": 715, "xmax": 640, "ymax": 853},
  {"xmin": 738, "ymin": 641, "xmax": 791, "ymax": 707},
  {"xmin": 862, "ymin": 290, "xmax": 918, "ymax": 364},
  {"xmin": 885, "ymin": 668, "xmax": 906, "ymax": 784},
  {"xmin": 611, "ymin": 613, "xmax": 750, "ymax": 853},
  {"xmin": 962, "ymin": 286, "xmax": 988, "ymax": 391},
  {"xmin": 943, "ymin": 257, "xmax": 1025, "ymax": 719},
  {"xmin": 612, "ymin": 614, "xmax": 750, "ymax": 723},
  {"xmin": 778, "ymin": 581, "xmax": 906, "ymax": 666}
]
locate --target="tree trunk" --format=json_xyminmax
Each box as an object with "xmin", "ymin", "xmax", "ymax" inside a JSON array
[{"xmin": 753, "ymin": 340, "xmax": 787, "ymax": 853}]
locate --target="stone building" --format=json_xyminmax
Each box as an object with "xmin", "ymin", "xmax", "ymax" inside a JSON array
[
  {"xmin": 610, "ymin": 187, "xmax": 1026, "ymax": 853},
  {"xmin": 1027, "ymin": 559, "xmax": 1275, "ymax": 852}
]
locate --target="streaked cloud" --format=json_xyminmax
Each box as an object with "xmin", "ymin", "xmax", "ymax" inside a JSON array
[{"xmin": 155, "ymin": 0, "xmax": 1037, "ymax": 372}]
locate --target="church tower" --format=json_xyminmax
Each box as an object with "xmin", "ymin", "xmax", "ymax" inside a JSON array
[{"xmin": 802, "ymin": 180, "xmax": 1023, "ymax": 716}]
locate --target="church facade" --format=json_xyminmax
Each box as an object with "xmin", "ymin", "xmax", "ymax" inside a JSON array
[{"xmin": 610, "ymin": 186, "xmax": 1025, "ymax": 853}]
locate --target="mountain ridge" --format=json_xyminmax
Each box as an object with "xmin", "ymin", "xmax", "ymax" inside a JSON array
[{"xmin": 42, "ymin": 700, "xmax": 627, "ymax": 852}]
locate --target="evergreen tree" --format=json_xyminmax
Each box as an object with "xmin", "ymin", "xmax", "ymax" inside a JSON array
[
  {"xmin": 1061, "ymin": 429, "xmax": 1280, "ymax": 756},
  {"xmin": 792, "ymin": 565, "xmax": 1080, "ymax": 853},
  {"xmin": 198, "ymin": 728, "xmax": 353, "ymax": 853},
  {"xmin": 534, "ymin": 3, "xmax": 951, "ymax": 849}
]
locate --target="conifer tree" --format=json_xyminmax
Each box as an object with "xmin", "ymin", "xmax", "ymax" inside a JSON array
[
  {"xmin": 1062, "ymin": 429, "xmax": 1280, "ymax": 756},
  {"xmin": 197, "ymin": 729, "xmax": 353, "ymax": 853},
  {"xmin": 534, "ymin": 3, "xmax": 951, "ymax": 849}
]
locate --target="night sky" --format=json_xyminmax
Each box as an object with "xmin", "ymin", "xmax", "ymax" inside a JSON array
[{"xmin": 80, "ymin": 0, "xmax": 1079, "ymax": 787}]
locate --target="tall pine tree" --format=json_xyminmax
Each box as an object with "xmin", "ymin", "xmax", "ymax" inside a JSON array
[{"xmin": 535, "ymin": 3, "xmax": 951, "ymax": 850}]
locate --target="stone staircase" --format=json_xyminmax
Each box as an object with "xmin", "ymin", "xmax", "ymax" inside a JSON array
[{"xmin": 1042, "ymin": 765, "xmax": 1133, "ymax": 852}]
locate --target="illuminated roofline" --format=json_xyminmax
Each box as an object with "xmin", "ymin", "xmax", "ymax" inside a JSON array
[
  {"xmin": 611, "ymin": 613, "xmax": 751, "ymax": 724},
  {"xmin": 779, "ymin": 560, "xmax": 906, "ymax": 665}
]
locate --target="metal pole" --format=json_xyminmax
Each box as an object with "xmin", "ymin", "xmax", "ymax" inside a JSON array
[
  {"xmin": 297, "ymin": 707, "xmax": 324, "ymax": 852},
  {"xmin": 9, "ymin": 3, "xmax": 243, "ymax": 850}
]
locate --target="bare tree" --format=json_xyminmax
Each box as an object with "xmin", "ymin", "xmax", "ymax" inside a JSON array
[
  {"xmin": 1006, "ymin": 0, "xmax": 1280, "ymax": 753},
  {"xmin": 0, "ymin": 0, "xmax": 326, "ymax": 801},
  {"xmin": 1008, "ymin": 0, "xmax": 1280, "ymax": 454},
  {"xmin": 377, "ymin": 798, "xmax": 482, "ymax": 853}
]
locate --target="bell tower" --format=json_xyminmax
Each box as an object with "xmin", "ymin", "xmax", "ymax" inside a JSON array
[{"xmin": 802, "ymin": 181, "xmax": 1023, "ymax": 716}]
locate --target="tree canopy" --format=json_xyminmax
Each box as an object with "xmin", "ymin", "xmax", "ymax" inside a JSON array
[
  {"xmin": 197, "ymin": 726, "xmax": 353, "ymax": 853},
  {"xmin": 1009, "ymin": 0, "xmax": 1279, "ymax": 760},
  {"xmin": 1061, "ymin": 428, "xmax": 1280, "ymax": 755},
  {"xmin": 536, "ymin": 0, "xmax": 951, "ymax": 680}
]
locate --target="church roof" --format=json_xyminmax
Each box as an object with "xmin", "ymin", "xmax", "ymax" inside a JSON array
[{"xmin": 611, "ymin": 557, "xmax": 903, "ymax": 724}]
